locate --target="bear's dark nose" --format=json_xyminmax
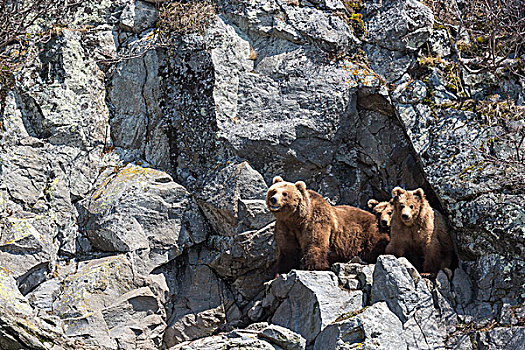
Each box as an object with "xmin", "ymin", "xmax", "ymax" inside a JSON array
[
  {"xmin": 270, "ymin": 197, "xmax": 277, "ymax": 205},
  {"xmin": 401, "ymin": 214, "xmax": 409, "ymax": 220},
  {"xmin": 381, "ymin": 219, "xmax": 388, "ymax": 226}
]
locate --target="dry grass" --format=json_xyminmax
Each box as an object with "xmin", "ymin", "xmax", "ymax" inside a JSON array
[{"xmin": 157, "ymin": 0, "xmax": 216, "ymax": 37}]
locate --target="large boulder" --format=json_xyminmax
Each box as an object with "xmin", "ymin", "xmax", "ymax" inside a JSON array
[
  {"xmin": 0, "ymin": 214, "xmax": 56, "ymax": 295},
  {"xmin": 80, "ymin": 163, "xmax": 209, "ymax": 274},
  {"xmin": 371, "ymin": 256, "xmax": 447, "ymax": 349},
  {"xmin": 168, "ymin": 323, "xmax": 306, "ymax": 350},
  {"xmin": 262, "ymin": 270, "xmax": 365, "ymax": 343},
  {"xmin": 162, "ymin": 255, "xmax": 238, "ymax": 348},
  {"xmin": 51, "ymin": 255, "xmax": 165, "ymax": 349},
  {"xmin": 314, "ymin": 302, "xmax": 407, "ymax": 350}
]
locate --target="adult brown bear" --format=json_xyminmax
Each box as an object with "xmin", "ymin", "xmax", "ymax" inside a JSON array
[
  {"xmin": 387, "ymin": 187, "xmax": 455, "ymax": 273},
  {"xmin": 266, "ymin": 176, "xmax": 389, "ymax": 273}
]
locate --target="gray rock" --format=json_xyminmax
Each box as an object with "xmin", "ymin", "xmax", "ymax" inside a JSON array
[
  {"xmin": 371, "ymin": 256, "xmax": 431, "ymax": 322},
  {"xmin": 305, "ymin": 0, "xmax": 346, "ymax": 11},
  {"xmin": 81, "ymin": 163, "xmax": 209, "ymax": 274},
  {"xmin": 446, "ymin": 334, "xmax": 474, "ymax": 350},
  {"xmin": 168, "ymin": 331, "xmax": 275, "ymax": 350},
  {"xmin": 197, "ymin": 161, "xmax": 270, "ymax": 236},
  {"xmin": 259, "ymin": 324, "xmax": 306, "ymax": 350},
  {"xmin": 499, "ymin": 302, "xmax": 525, "ymax": 326},
  {"xmin": 162, "ymin": 259, "xmax": 238, "ymax": 348},
  {"xmin": 166, "ymin": 12, "xmax": 429, "ymax": 209},
  {"xmin": 371, "ymin": 256, "xmax": 446, "ymax": 349},
  {"xmin": 395, "ymin": 103, "xmax": 432, "ymax": 154},
  {"xmin": 167, "ymin": 323, "xmax": 305, "ymax": 350},
  {"xmin": 476, "ymin": 327, "xmax": 525, "ymax": 350},
  {"xmin": 119, "ymin": 1, "xmax": 158, "ymax": 33},
  {"xmin": 428, "ymin": 28, "xmax": 451, "ymax": 57},
  {"xmin": 196, "ymin": 161, "xmax": 277, "ymax": 299},
  {"xmin": 50, "ymin": 255, "xmax": 165, "ymax": 349},
  {"xmin": 364, "ymin": 0, "xmax": 434, "ymax": 52},
  {"xmin": 2, "ymin": 0, "xmax": 524, "ymax": 348},
  {"xmin": 314, "ymin": 302, "xmax": 407, "ymax": 350},
  {"xmin": 268, "ymin": 270, "xmax": 364, "ymax": 343},
  {"xmin": 332, "ymin": 262, "xmax": 375, "ymax": 295},
  {"xmin": 275, "ymin": 1, "xmax": 360, "ymax": 52},
  {"xmin": 0, "ymin": 269, "xmax": 34, "ymax": 318},
  {"xmin": 18, "ymin": 29, "xmax": 108, "ymax": 148},
  {"xmin": 452, "ymin": 268, "xmax": 474, "ymax": 308},
  {"xmin": 407, "ymin": 99, "xmax": 525, "ymax": 271},
  {"xmin": 108, "ymin": 49, "xmax": 170, "ymax": 169},
  {"xmin": 392, "ymin": 80, "xmax": 428, "ymax": 104},
  {"xmin": 434, "ymin": 270, "xmax": 458, "ymax": 332},
  {"xmin": 27, "ymin": 278, "xmax": 62, "ymax": 312},
  {"xmin": 101, "ymin": 287, "xmax": 165, "ymax": 349},
  {"xmin": 0, "ymin": 214, "xmax": 56, "ymax": 294},
  {"xmin": 0, "ymin": 269, "xmax": 78, "ymax": 350},
  {"xmin": 364, "ymin": 43, "xmax": 415, "ymax": 83},
  {"xmin": 209, "ymin": 223, "xmax": 277, "ymax": 299}
]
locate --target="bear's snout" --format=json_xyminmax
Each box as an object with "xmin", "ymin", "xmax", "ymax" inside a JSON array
[
  {"xmin": 381, "ymin": 219, "xmax": 389, "ymax": 227},
  {"xmin": 270, "ymin": 197, "xmax": 278, "ymax": 205},
  {"xmin": 401, "ymin": 213, "xmax": 410, "ymax": 221}
]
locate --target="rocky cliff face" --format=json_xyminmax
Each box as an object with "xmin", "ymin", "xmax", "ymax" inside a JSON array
[{"xmin": 0, "ymin": 0, "xmax": 523, "ymax": 349}]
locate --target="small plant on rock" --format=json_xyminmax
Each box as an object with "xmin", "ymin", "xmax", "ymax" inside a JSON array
[{"xmin": 157, "ymin": 0, "xmax": 216, "ymax": 39}]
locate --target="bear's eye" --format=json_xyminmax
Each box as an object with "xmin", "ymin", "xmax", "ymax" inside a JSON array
[
  {"xmin": 400, "ymin": 204, "xmax": 405, "ymax": 209},
  {"xmin": 282, "ymin": 192, "xmax": 288, "ymax": 197},
  {"xmin": 410, "ymin": 205, "xmax": 414, "ymax": 209}
]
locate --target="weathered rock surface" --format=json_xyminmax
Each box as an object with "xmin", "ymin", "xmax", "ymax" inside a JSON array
[
  {"xmin": 165, "ymin": 11, "xmax": 430, "ymax": 208},
  {"xmin": 51, "ymin": 255, "xmax": 165, "ymax": 349},
  {"xmin": 0, "ymin": 0, "xmax": 523, "ymax": 349},
  {"xmin": 262, "ymin": 270, "xmax": 364, "ymax": 343},
  {"xmin": 372, "ymin": 256, "xmax": 446, "ymax": 349},
  {"xmin": 79, "ymin": 163, "xmax": 209, "ymax": 274},
  {"xmin": 314, "ymin": 302, "xmax": 407, "ymax": 350},
  {"xmin": 168, "ymin": 323, "xmax": 306, "ymax": 350}
]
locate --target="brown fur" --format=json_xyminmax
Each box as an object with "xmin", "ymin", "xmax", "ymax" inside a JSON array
[
  {"xmin": 386, "ymin": 187, "xmax": 455, "ymax": 273},
  {"xmin": 266, "ymin": 176, "xmax": 390, "ymax": 273},
  {"xmin": 368, "ymin": 199, "xmax": 394, "ymax": 235}
]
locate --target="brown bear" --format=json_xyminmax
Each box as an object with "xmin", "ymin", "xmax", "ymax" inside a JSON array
[
  {"xmin": 367, "ymin": 199, "xmax": 394, "ymax": 235},
  {"xmin": 266, "ymin": 176, "xmax": 390, "ymax": 273},
  {"xmin": 386, "ymin": 187, "xmax": 455, "ymax": 273}
]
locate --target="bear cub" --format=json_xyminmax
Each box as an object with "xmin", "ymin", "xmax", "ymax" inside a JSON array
[
  {"xmin": 367, "ymin": 199, "xmax": 394, "ymax": 235},
  {"xmin": 386, "ymin": 187, "xmax": 455, "ymax": 273},
  {"xmin": 266, "ymin": 176, "xmax": 389, "ymax": 273}
]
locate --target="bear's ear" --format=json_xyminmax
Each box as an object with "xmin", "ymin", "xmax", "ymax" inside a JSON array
[
  {"xmin": 368, "ymin": 199, "xmax": 379, "ymax": 209},
  {"xmin": 295, "ymin": 181, "xmax": 307, "ymax": 193},
  {"xmin": 414, "ymin": 188, "xmax": 426, "ymax": 200},
  {"xmin": 273, "ymin": 176, "xmax": 284, "ymax": 184},
  {"xmin": 392, "ymin": 187, "xmax": 405, "ymax": 197}
]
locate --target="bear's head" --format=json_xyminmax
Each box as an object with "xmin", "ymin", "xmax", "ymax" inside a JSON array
[
  {"xmin": 266, "ymin": 176, "xmax": 307, "ymax": 216},
  {"xmin": 392, "ymin": 187, "xmax": 426, "ymax": 226},
  {"xmin": 368, "ymin": 199, "xmax": 394, "ymax": 230}
]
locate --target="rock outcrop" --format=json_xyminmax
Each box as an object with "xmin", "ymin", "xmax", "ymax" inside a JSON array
[{"xmin": 0, "ymin": 0, "xmax": 523, "ymax": 349}]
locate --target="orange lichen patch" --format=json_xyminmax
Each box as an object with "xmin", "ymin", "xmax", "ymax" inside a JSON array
[{"xmin": 341, "ymin": 62, "xmax": 383, "ymax": 87}]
